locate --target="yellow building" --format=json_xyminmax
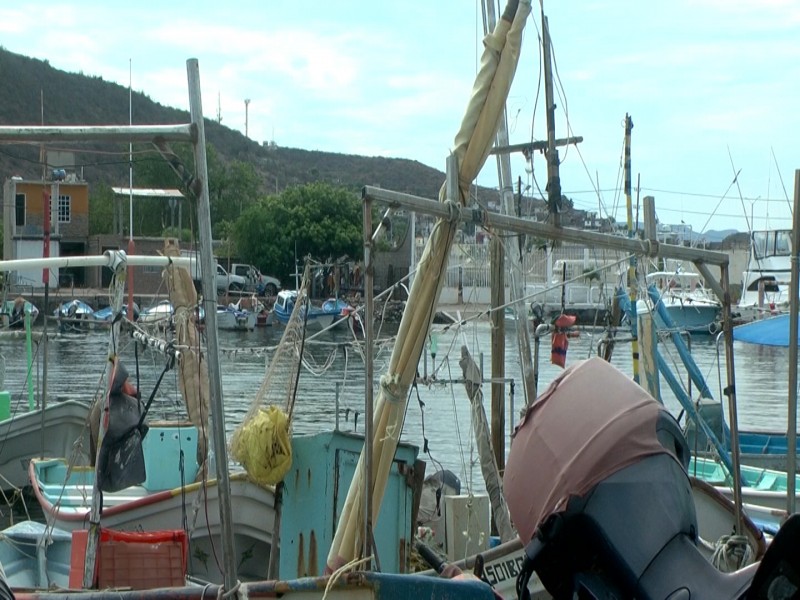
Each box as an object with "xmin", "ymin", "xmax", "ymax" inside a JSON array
[{"xmin": 3, "ymin": 176, "xmax": 90, "ymax": 288}]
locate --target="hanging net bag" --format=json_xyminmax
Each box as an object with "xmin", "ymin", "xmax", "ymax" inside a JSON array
[{"xmin": 230, "ymin": 266, "xmax": 313, "ymax": 485}]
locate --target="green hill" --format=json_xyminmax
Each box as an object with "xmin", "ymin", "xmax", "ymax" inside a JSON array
[{"xmin": 0, "ymin": 47, "xmax": 452, "ymax": 202}]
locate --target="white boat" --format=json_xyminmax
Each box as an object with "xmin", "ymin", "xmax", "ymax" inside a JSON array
[
  {"xmin": 216, "ymin": 303, "xmax": 256, "ymax": 331},
  {"xmin": 138, "ymin": 300, "xmax": 176, "ymax": 327},
  {"xmin": 737, "ymin": 228, "xmax": 792, "ymax": 321},
  {"xmin": 637, "ymin": 270, "xmax": 722, "ymax": 334},
  {"xmin": 29, "ymin": 423, "xmax": 276, "ymax": 583},
  {"xmin": 0, "ymin": 399, "xmax": 90, "ymax": 489}
]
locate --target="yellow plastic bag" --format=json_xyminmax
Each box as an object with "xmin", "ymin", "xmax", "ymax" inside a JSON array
[{"xmin": 230, "ymin": 405, "xmax": 292, "ymax": 485}]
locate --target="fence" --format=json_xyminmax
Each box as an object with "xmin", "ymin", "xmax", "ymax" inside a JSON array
[{"xmin": 432, "ymin": 240, "xmax": 629, "ymax": 307}]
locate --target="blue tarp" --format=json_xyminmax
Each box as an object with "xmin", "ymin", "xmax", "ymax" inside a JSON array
[{"xmin": 733, "ymin": 313, "xmax": 797, "ymax": 347}]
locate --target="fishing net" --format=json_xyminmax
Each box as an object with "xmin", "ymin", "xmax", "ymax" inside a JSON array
[
  {"xmin": 229, "ymin": 266, "xmax": 312, "ymax": 485},
  {"xmin": 162, "ymin": 240, "xmax": 209, "ymax": 476}
]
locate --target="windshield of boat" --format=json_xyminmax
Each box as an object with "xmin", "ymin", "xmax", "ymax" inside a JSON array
[{"xmin": 753, "ymin": 230, "xmax": 792, "ymax": 259}]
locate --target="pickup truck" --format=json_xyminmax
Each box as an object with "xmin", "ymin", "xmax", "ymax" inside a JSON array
[
  {"xmin": 180, "ymin": 251, "xmax": 248, "ymax": 293},
  {"xmin": 231, "ymin": 263, "xmax": 281, "ymax": 296}
]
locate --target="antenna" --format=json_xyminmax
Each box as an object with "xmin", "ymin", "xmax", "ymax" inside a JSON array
[
  {"xmin": 40, "ymin": 90, "xmax": 46, "ymax": 180},
  {"xmin": 244, "ymin": 98, "xmax": 251, "ymax": 138},
  {"xmin": 127, "ymin": 58, "xmax": 136, "ymax": 321}
]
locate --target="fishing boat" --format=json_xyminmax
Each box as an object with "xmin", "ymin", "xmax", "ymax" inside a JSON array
[
  {"xmin": 689, "ymin": 456, "xmax": 794, "ymax": 532},
  {"xmin": 0, "ymin": 297, "xmax": 39, "ymax": 329},
  {"xmin": 93, "ymin": 302, "xmax": 140, "ymax": 323},
  {"xmin": 0, "ymin": 521, "xmax": 72, "ymax": 589},
  {"xmin": 0, "ymin": 399, "xmax": 90, "ymax": 489},
  {"xmin": 681, "ymin": 313, "xmax": 800, "ymax": 476},
  {"xmin": 216, "ymin": 303, "xmax": 256, "ymax": 331},
  {"xmin": 137, "ymin": 300, "xmax": 176, "ymax": 327},
  {"xmin": 28, "ymin": 422, "xmax": 276, "ymax": 583},
  {"xmin": 273, "ymin": 290, "xmax": 350, "ymax": 330},
  {"xmin": 52, "ymin": 299, "xmax": 96, "ymax": 332},
  {"xmin": 502, "ymin": 357, "xmax": 800, "ymax": 597},
  {"xmin": 0, "ymin": 342, "xmax": 90, "ymax": 489},
  {"xmin": 637, "ymin": 270, "xmax": 722, "ymax": 335},
  {"xmin": 737, "ymin": 228, "xmax": 792, "ymax": 321}
]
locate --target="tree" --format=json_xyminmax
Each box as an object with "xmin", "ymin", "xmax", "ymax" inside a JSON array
[
  {"xmin": 131, "ymin": 144, "xmax": 262, "ymax": 239},
  {"xmin": 232, "ymin": 182, "xmax": 362, "ymax": 282},
  {"xmin": 209, "ymin": 159, "xmax": 261, "ymax": 233},
  {"xmin": 88, "ymin": 183, "xmax": 115, "ymax": 235}
]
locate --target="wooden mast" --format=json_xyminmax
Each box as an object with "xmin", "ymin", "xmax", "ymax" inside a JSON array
[
  {"xmin": 624, "ymin": 114, "xmax": 640, "ymax": 382},
  {"xmin": 541, "ymin": 11, "xmax": 561, "ymax": 229},
  {"xmin": 787, "ymin": 169, "xmax": 800, "ymax": 514}
]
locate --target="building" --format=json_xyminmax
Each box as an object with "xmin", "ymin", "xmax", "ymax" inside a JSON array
[
  {"xmin": 3, "ymin": 175, "xmax": 90, "ymax": 288},
  {"xmin": 3, "ymin": 175, "xmax": 191, "ymax": 296}
]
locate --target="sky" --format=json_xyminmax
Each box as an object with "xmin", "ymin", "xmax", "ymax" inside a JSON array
[{"xmin": 1, "ymin": 0, "xmax": 798, "ymax": 234}]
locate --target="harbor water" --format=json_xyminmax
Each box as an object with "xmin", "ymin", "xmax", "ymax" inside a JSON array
[{"xmin": 0, "ymin": 318, "xmax": 794, "ymax": 509}]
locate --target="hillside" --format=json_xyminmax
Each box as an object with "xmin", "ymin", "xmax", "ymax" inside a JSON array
[
  {"xmin": 0, "ymin": 48, "xmax": 744, "ymax": 247},
  {"xmin": 0, "ymin": 48, "xmax": 452, "ymax": 202}
]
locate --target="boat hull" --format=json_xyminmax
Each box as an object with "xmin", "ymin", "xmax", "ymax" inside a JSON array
[
  {"xmin": 274, "ymin": 309, "xmax": 341, "ymax": 330},
  {"xmin": 30, "ymin": 459, "xmax": 275, "ymax": 582},
  {"xmin": 0, "ymin": 400, "xmax": 91, "ymax": 488},
  {"xmin": 0, "ymin": 521, "xmax": 72, "ymax": 589},
  {"xmin": 217, "ymin": 309, "xmax": 257, "ymax": 331},
  {"xmin": 638, "ymin": 298, "xmax": 721, "ymax": 334}
]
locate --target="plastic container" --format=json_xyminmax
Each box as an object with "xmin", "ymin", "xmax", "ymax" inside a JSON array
[{"xmin": 70, "ymin": 528, "xmax": 187, "ymax": 589}]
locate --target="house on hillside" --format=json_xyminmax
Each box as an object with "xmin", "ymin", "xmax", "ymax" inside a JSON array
[
  {"xmin": 2, "ymin": 173, "xmax": 90, "ymax": 288},
  {"xmin": 2, "ymin": 173, "xmax": 189, "ymax": 295}
]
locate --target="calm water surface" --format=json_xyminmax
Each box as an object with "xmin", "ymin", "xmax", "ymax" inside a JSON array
[{"xmin": 0, "ymin": 319, "xmax": 794, "ymax": 500}]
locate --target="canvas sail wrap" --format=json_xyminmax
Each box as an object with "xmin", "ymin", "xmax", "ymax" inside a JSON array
[{"xmin": 326, "ymin": 0, "xmax": 530, "ymax": 571}]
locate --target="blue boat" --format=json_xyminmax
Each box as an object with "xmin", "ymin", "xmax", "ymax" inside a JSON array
[
  {"xmin": 94, "ymin": 302, "xmax": 140, "ymax": 322},
  {"xmin": 273, "ymin": 290, "xmax": 350, "ymax": 330},
  {"xmin": 53, "ymin": 299, "xmax": 96, "ymax": 332},
  {"xmin": 733, "ymin": 313, "xmax": 797, "ymax": 346}
]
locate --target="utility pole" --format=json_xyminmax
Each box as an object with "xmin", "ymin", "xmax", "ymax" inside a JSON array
[
  {"xmin": 541, "ymin": 11, "xmax": 561, "ymax": 226},
  {"xmin": 244, "ymin": 98, "xmax": 251, "ymax": 138}
]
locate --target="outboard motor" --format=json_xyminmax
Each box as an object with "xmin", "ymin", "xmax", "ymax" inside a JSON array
[{"xmin": 504, "ymin": 357, "xmax": 760, "ymax": 599}]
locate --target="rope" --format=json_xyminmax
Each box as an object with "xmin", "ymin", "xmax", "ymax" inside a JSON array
[
  {"xmin": 322, "ymin": 555, "xmax": 373, "ymax": 600},
  {"xmin": 710, "ymin": 534, "xmax": 754, "ymax": 572},
  {"xmin": 379, "ymin": 373, "xmax": 405, "ymax": 403},
  {"xmin": 217, "ymin": 579, "xmax": 241, "ymax": 599}
]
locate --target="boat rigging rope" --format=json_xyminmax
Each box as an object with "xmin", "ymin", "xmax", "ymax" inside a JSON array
[{"xmin": 710, "ymin": 534, "xmax": 755, "ymax": 572}]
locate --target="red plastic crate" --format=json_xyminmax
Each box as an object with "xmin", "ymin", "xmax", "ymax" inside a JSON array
[{"xmin": 70, "ymin": 528, "xmax": 187, "ymax": 590}]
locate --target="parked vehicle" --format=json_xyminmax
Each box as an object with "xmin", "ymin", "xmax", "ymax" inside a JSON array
[
  {"xmin": 179, "ymin": 251, "xmax": 247, "ymax": 293},
  {"xmin": 231, "ymin": 263, "xmax": 281, "ymax": 296}
]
